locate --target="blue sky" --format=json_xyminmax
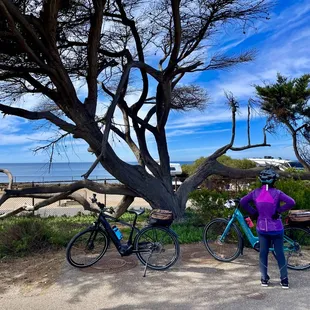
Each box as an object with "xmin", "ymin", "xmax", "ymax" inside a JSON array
[{"xmin": 0, "ymin": 0, "xmax": 310, "ymax": 164}]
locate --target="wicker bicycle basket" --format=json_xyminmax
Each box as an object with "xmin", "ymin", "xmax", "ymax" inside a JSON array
[
  {"xmin": 287, "ymin": 210, "xmax": 310, "ymax": 227},
  {"xmin": 149, "ymin": 209, "xmax": 174, "ymax": 226}
]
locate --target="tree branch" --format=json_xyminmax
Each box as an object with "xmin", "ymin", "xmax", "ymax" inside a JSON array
[
  {"xmin": 0, "ymin": 103, "xmax": 78, "ymax": 134},
  {"xmin": 85, "ymin": 0, "xmax": 105, "ymax": 117},
  {"xmin": 167, "ymin": 0, "xmax": 182, "ymax": 72},
  {"xmin": 4, "ymin": 179, "xmax": 137, "ymax": 197},
  {"xmin": 0, "ymin": 0, "xmax": 52, "ymax": 70},
  {"xmin": 82, "ymin": 63, "xmax": 132, "ymax": 179},
  {"xmin": 0, "ymin": 168, "xmax": 13, "ymax": 189},
  {"xmin": 114, "ymin": 195, "xmax": 135, "ymax": 218}
]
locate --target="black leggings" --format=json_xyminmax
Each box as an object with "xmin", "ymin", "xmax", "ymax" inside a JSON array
[{"xmin": 258, "ymin": 232, "xmax": 287, "ymax": 280}]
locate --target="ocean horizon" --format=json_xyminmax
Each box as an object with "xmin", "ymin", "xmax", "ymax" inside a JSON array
[{"xmin": 0, "ymin": 161, "xmax": 193, "ymax": 183}]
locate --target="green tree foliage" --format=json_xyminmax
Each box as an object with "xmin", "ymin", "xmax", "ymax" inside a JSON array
[
  {"xmin": 255, "ymin": 73, "xmax": 310, "ymax": 170},
  {"xmin": 182, "ymin": 157, "xmax": 208, "ymax": 176},
  {"xmin": 182, "ymin": 155, "xmax": 256, "ymax": 176},
  {"xmin": 217, "ymin": 155, "xmax": 257, "ymax": 169}
]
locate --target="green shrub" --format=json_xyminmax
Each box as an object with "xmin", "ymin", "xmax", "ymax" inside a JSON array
[
  {"xmin": 182, "ymin": 155, "xmax": 256, "ymax": 176},
  {"xmin": 188, "ymin": 189, "xmax": 232, "ymax": 225},
  {"xmin": 0, "ymin": 218, "xmax": 51, "ymax": 257},
  {"xmin": 275, "ymin": 179, "xmax": 310, "ymax": 210},
  {"xmin": 0, "ymin": 215, "xmax": 97, "ymax": 257},
  {"xmin": 171, "ymin": 222, "xmax": 203, "ymax": 244}
]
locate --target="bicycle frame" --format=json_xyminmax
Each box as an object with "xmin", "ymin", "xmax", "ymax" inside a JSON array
[
  {"xmin": 222, "ymin": 208, "xmax": 259, "ymax": 248},
  {"xmin": 94, "ymin": 210, "xmax": 152, "ymax": 256},
  {"xmin": 223, "ymin": 207, "xmax": 296, "ymax": 253}
]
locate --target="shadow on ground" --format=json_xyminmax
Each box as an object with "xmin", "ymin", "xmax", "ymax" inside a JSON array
[{"xmin": 53, "ymin": 243, "xmax": 310, "ymax": 310}]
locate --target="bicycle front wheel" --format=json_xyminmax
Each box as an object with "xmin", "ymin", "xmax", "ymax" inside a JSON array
[
  {"xmin": 284, "ymin": 226, "xmax": 310, "ymax": 270},
  {"xmin": 66, "ymin": 227, "xmax": 109, "ymax": 268},
  {"xmin": 203, "ymin": 218, "xmax": 242, "ymax": 262},
  {"xmin": 134, "ymin": 226, "xmax": 180, "ymax": 270}
]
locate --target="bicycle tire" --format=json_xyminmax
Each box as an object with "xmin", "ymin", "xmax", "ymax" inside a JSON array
[
  {"xmin": 134, "ymin": 226, "xmax": 180, "ymax": 270},
  {"xmin": 283, "ymin": 226, "xmax": 310, "ymax": 270},
  {"xmin": 66, "ymin": 227, "xmax": 109, "ymax": 268},
  {"xmin": 203, "ymin": 218, "xmax": 242, "ymax": 262}
]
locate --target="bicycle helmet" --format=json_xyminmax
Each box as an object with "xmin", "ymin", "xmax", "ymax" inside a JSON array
[{"xmin": 258, "ymin": 168, "xmax": 279, "ymax": 185}]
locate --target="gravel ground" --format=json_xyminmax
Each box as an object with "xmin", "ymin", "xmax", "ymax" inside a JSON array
[{"xmin": 0, "ymin": 243, "xmax": 309, "ymax": 310}]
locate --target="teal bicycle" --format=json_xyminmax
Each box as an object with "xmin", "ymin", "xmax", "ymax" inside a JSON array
[{"xmin": 203, "ymin": 198, "xmax": 310, "ymax": 270}]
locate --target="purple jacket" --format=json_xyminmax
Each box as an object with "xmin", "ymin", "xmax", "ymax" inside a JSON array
[{"xmin": 240, "ymin": 185, "xmax": 295, "ymax": 233}]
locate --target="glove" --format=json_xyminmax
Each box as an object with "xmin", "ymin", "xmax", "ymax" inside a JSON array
[
  {"xmin": 251, "ymin": 212, "xmax": 258, "ymax": 221},
  {"xmin": 272, "ymin": 212, "xmax": 280, "ymax": 220}
]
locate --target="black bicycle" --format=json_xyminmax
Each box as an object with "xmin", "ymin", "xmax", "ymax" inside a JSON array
[{"xmin": 66, "ymin": 194, "xmax": 180, "ymax": 275}]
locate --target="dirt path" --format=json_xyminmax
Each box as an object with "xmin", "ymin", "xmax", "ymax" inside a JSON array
[{"xmin": 1, "ymin": 244, "xmax": 309, "ymax": 310}]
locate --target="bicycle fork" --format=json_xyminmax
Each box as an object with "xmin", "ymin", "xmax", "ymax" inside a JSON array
[
  {"xmin": 221, "ymin": 218, "xmax": 244, "ymax": 255},
  {"xmin": 220, "ymin": 217, "xmax": 236, "ymax": 242}
]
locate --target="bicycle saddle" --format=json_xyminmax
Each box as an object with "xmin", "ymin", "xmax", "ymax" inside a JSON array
[{"xmin": 128, "ymin": 208, "xmax": 145, "ymax": 216}]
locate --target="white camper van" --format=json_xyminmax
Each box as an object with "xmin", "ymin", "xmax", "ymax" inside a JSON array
[
  {"xmin": 169, "ymin": 163, "xmax": 183, "ymax": 176},
  {"xmin": 247, "ymin": 156, "xmax": 304, "ymax": 171},
  {"xmin": 145, "ymin": 162, "xmax": 183, "ymax": 189}
]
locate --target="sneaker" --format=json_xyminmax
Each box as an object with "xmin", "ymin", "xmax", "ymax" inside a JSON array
[
  {"xmin": 280, "ymin": 278, "xmax": 289, "ymax": 289},
  {"xmin": 261, "ymin": 275, "xmax": 270, "ymax": 287}
]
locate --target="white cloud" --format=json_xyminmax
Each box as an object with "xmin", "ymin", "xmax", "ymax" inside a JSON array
[
  {"xmin": 203, "ymin": 17, "xmax": 310, "ymax": 107},
  {"xmin": 167, "ymin": 106, "xmax": 253, "ymax": 129},
  {"xmin": 0, "ymin": 131, "xmax": 55, "ymax": 146},
  {"xmin": 0, "ymin": 115, "xmax": 28, "ymax": 133},
  {"xmin": 167, "ymin": 128, "xmax": 230, "ymax": 137}
]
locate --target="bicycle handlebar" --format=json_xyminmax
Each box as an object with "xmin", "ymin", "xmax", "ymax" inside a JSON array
[
  {"xmin": 224, "ymin": 198, "xmax": 240, "ymax": 209},
  {"xmin": 90, "ymin": 193, "xmax": 114, "ymax": 214}
]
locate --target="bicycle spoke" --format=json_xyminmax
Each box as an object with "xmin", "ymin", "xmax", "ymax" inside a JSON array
[
  {"xmin": 135, "ymin": 226, "xmax": 180, "ymax": 270},
  {"xmin": 203, "ymin": 219, "xmax": 241, "ymax": 262},
  {"xmin": 66, "ymin": 228, "xmax": 108, "ymax": 268},
  {"xmin": 142, "ymin": 232, "xmax": 156, "ymax": 243},
  {"xmin": 284, "ymin": 227, "xmax": 310, "ymax": 270}
]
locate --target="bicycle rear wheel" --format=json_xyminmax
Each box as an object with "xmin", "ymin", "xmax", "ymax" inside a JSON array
[
  {"xmin": 203, "ymin": 218, "xmax": 242, "ymax": 262},
  {"xmin": 284, "ymin": 226, "xmax": 310, "ymax": 270},
  {"xmin": 134, "ymin": 226, "xmax": 180, "ymax": 270},
  {"xmin": 66, "ymin": 227, "xmax": 109, "ymax": 268}
]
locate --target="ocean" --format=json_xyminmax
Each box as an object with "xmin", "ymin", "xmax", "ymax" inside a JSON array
[{"xmin": 0, "ymin": 161, "xmax": 192, "ymax": 183}]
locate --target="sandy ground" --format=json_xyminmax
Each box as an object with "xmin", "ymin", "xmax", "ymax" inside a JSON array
[
  {"xmin": 1, "ymin": 188, "xmax": 194, "ymax": 217},
  {"xmin": 0, "ymin": 189, "xmax": 150, "ymax": 215}
]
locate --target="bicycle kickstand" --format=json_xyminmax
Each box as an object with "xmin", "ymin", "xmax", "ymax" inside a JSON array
[{"xmin": 143, "ymin": 251, "xmax": 153, "ymax": 277}]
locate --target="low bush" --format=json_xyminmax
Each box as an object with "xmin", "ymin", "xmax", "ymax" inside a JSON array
[
  {"xmin": 0, "ymin": 214, "xmax": 99, "ymax": 258},
  {"xmin": 0, "ymin": 218, "xmax": 51, "ymax": 257},
  {"xmin": 276, "ymin": 179, "xmax": 310, "ymax": 210},
  {"xmin": 188, "ymin": 188, "xmax": 250, "ymax": 225}
]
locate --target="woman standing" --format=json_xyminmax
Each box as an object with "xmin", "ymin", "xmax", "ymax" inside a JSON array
[{"xmin": 240, "ymin": 168, "xmax": 295, "ymax": 289}]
